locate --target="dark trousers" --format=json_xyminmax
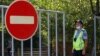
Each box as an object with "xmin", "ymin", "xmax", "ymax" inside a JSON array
[
  {"xmin": 73, "ymin": 50, "xmax": 85, "ymax": 56},
  {"xmin": 7, "ymin": 48, "xmax": 11, "ymax": 56}
]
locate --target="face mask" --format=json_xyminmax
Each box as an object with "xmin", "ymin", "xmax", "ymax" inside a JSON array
[{"xmin": 76, "ymin": 26, "xmax": 81, "ymax": 29}]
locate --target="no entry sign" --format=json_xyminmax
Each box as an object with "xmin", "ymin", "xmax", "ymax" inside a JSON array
[{"xmin": 5, "ymin": 0, "xmax": 38, "ymax": 41}]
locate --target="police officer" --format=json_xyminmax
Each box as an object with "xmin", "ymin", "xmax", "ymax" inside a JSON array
[{"xmin": 72, "ymin": 20, "xmax": 88, "ymax": 56}]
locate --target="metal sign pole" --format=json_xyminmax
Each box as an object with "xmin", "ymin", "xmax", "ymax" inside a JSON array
[
  {"xmin": 11, "ymin": 38, "xmax": 14, "ymax": 56},
  {"xmin": 21, "ymin": 41, "xmax": 24, "ymax": 56},
  {"xmin": 30, "ymin": 38, "xmax": 33, "ymax": 56}
]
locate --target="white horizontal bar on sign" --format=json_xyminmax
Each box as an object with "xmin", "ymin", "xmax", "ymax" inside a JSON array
[{"xmin": 10, "ymin": 16, "xmax": 34, "ymax": 24}]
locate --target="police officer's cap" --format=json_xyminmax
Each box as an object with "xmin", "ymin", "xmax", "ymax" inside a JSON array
[{"xmin": 75, "ymin": 19, "xmax": 83, "ymax": 25}]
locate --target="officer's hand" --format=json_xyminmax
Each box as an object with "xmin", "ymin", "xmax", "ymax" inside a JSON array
[
  {"xmin": 82, "ymin": 49, "xmax": 85, "ymax": 55},
  {"xmin": 72, "ymin": 49, "xmax": 74, "ymax": 53}
]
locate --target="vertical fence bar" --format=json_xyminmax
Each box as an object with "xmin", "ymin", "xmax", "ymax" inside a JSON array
[
  {"xmin": 39, "ymin": 11, "xmax": 42, "ymax": 56},
  {"xmin": 1, "ymin": 6, "xmax": 4, "ymax": 56},
  {"xmin": 55, "ymin": 13, "xmax": 58, "ymax": 56},
  {"xmin": 47, "ymin": 12, "xmax": 50, "ymax": 56},
  {"xmin": 63, "ymin": 13, "xmax": 66, "ymax": 56},
  {"xmin": 21, "ymin": 41, "xmax": 24, "ymax": 56},
  {"xmin": 94, "ymin": 16, "xmax": 96, "ymax": 56},
  {"xmin": 11, "ymin": 38, "xmax": 14, "ymax": 56},
  {"xmin": 30, "ymin": 38, "xmax": 33, "ymax": 56}
]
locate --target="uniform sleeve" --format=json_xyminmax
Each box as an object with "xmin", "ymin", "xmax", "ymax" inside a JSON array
[{"xmin": 83, "ymin": 30, "xmax": 88, "ymax": 40}]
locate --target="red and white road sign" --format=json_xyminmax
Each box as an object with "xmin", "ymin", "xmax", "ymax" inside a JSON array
[{"xmin": 5, "ymin": 0, "xmax": 38, "ymax": 41}]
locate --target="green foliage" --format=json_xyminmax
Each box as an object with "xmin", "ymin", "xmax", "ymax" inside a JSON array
[
  {"xmin": 0, "ymin": 0, "xmax": 13, "ymax": 5},
  {"xmin": 31, "ymin": 0, "xmax": 97, "ymax": 41}
]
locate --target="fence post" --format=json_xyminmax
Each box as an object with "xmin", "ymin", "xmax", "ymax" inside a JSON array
[
  {"xmin": 47, "ymin": 12, "xmax": 50, "ymax": 56},
  {"xmin": 63, "ymin": 13, "xmax": 66, "ymax": 56},
  {"xmin": 93, "ymin": 16, "xmax": 96, "ymax": 56},
  {"xmin": 39, "ymin": 11, "xmax": 42, "ymax": 56},
  {"xmin": 1, "ymin": 6, "xmax": 4, "ymax": 56},
  {"xmin": 55, "ymin": 13, "xmax": 58, "ymax": 56}
]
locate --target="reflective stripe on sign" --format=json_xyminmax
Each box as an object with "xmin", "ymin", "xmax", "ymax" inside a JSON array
[{"xmin": 10, "ymin": 16, "xmax": 34, "ymax": 24}]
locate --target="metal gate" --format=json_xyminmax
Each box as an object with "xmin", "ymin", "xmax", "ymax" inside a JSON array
[{"xmin": 0, "ymin": 5, "xmax": 66, "ymax": 56}]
